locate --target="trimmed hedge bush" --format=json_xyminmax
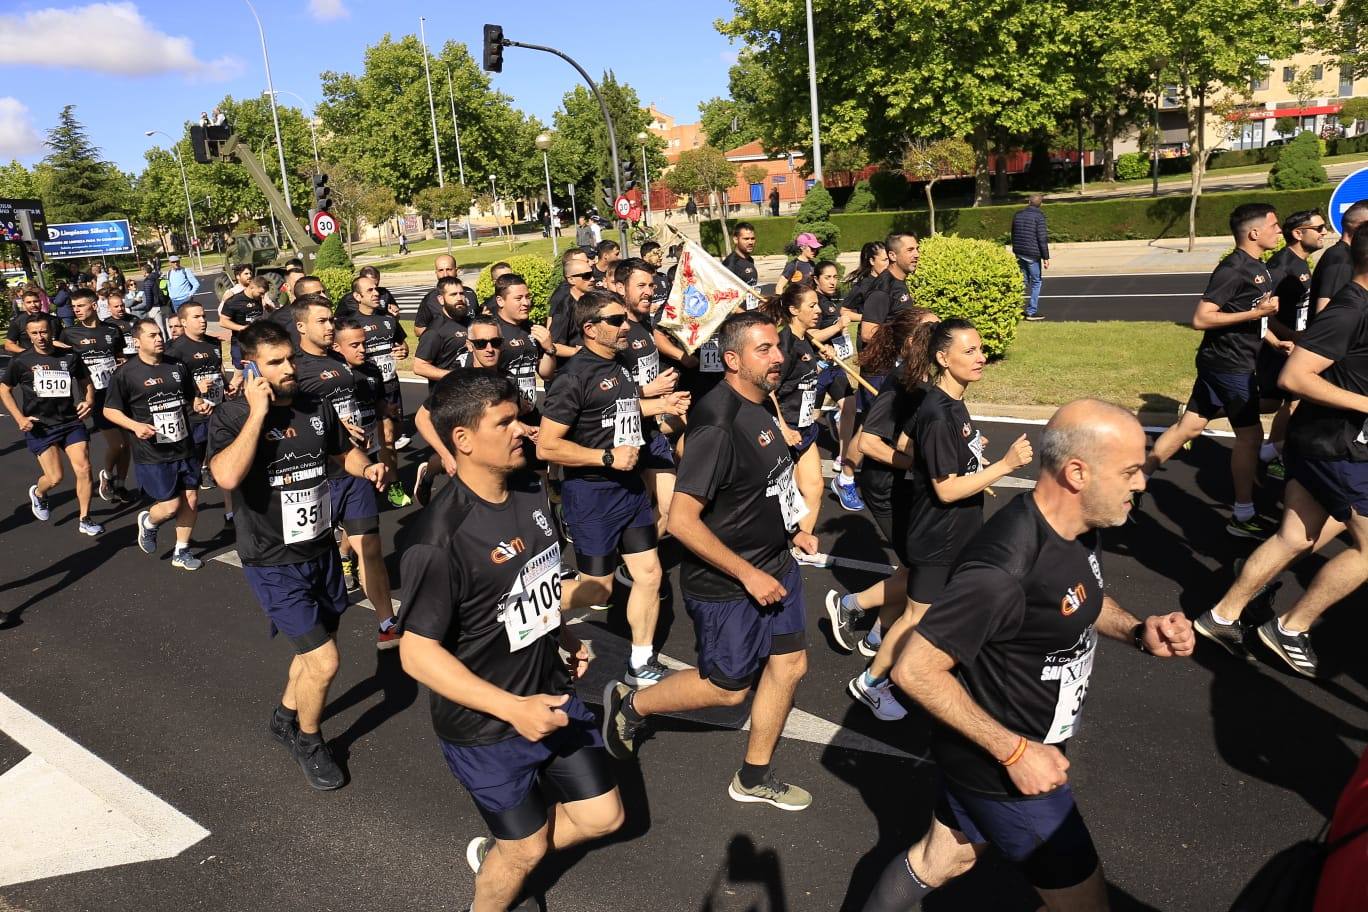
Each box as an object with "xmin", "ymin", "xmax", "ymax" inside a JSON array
[
  {"xmin": 474, "ymin": 254, "xmax": 559, "ymax": 323},
  {"xmin": 1268, "ymin": 133, "xmax": 1327, "ymax": 190},
  {"xmin": 1115, "ymin": 152, "xmax": 1151, "ymax": 181},
  {"xmin": 844, "ymin": 180, "xmax": 877, "ymax": 213},
  {"xmin": 909, "ymin": 235, "xmax": 1022, "ymax": 358},
  {"xmin": 317, "ymin": 267, "xmax": 354, "ymax": 306},
  {"xmin": 315, "ymin": 233, "xmax": 352, "ymax": 271},
  {"xmin": 700, "ymin": 186, "xmax": 1335, "ymax": 254}
]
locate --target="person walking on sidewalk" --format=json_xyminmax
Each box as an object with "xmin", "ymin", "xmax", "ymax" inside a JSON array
[
  {"xmin": 1012, "ymin": 195, "xmax": 1050, "ymax": 321},
  {"xmin": 165, "ymin": 255, "xmax": 200, "ymax": 315}
]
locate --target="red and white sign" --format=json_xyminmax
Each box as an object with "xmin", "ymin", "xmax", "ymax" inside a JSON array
[
  {"xmin": 614, "ymin": 195, "xmax": 632, "ymax": 219},
  {"xmin": 310, "ymin": 210, "xmax": 337, "ymax": 238},
  {"xmin": 627, "ymin": 201, "xmax": 643, "ymax": 222}
]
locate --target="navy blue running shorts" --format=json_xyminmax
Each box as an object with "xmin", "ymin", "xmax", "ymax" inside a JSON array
[
  {"xmin": 136, "ymin": 458, "xmax": 201, "ymax": 502},
  {"xmin": 1287, "ymin": 452, "xmax": 1368, "ymax": 522},
  {"xmin": 243, "ymin": 548, "xmax": 349, "ymax": 653},
  {"xmin": 26, "ymin": 420, "xmax": 89, "ymax": 457},
  {"xmin": 1185, "ymin": 369, "xmax": 1260, "ymax": 428},
  {"xmin": 329, "ymin": 474, "xmax": 380, "ymax": 535},
  {"xmin": 684, "ymin": 558, "xmax": 806, "ymax": 691},
  {"xmin": 561, "ymin": 476, "xmax": 657, "ymax": 575}
]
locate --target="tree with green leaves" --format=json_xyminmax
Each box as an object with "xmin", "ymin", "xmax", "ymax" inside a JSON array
[
  {"xmin": 1269, "ymin": 131, "xmax": 1327, "ymax": 189},
  {"xmin": 0, "ymin": 160, "xmax": 37, "ymax": 198},
  {"xmin": 1339, "ymin": 97, "xmax": 1368, "ymax": 135},
  {"xmin": 795, "ymin": 181, "xmax": 839, "ymax": 257},
  {"xmin": 413, "ymin": 184, "xmax": 476, "ymax": 251},
  {"xmin": 699, "ymin": 96, "xmax": 758, "ymax": 147},
  {"xmin": 39, "ymin": 106, "xmax": 132, "ymax": 224},
  {"xmin": 547, "ymin": 73, "xmax": 668, "ymax": 211},
  {"xmin": 903, "ymin": 138, "xmax": 976, "ymax": 235},
  {"xmin": 662, "ymin": 145, "xmax": 738, "ymax": 242}
]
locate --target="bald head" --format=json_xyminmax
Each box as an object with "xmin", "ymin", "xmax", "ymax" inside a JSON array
[
  {"xmin": 1041, "ymin": 399, "xmax": 1142, "ymax": 473},
  {"xmin": 434, "ymin": 255, "xmax": 457, "ymax": 280},
  {"xmin": 1040, "ymin": 399, "xmax": 1147, "ymax": 529}
]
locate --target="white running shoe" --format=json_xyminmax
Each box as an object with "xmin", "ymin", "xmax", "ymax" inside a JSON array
[{"xmin": 848, "ymin": 673, "xmax": 907, "ymax": 721}]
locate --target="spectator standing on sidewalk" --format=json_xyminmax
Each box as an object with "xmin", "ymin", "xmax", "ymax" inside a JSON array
[
  {"xmin": 1012, "ymin": 194, "xmax": 1050, "ymax": 321},
  {"xmin": 165, "ymin": 255, "xmax": 200, "ymax": 315}
]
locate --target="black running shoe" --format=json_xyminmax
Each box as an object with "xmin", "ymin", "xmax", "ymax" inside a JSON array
[
  {"xmin": 293, "ymin": 735, "xmax": 346, "ymax": 790},
  {"xmin": 269, "ymin": 709, "xmax": 298, "ymax": 750},
  {"xmin": 824, "ymin": 589, "xmax": 861, "ymax": 653},
  {"xmin": 1257, "ymin": 620, "xmax": 1319, "ymax": 678},
  {"xmin": 1193, "ymin": 610, "xmax": 1253, "ymax": 661},
  {"xmin": 601, "ymin": 682, "xmax": 643, "ymax": 761}
]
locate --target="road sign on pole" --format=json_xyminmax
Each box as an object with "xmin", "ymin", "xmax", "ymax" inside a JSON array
[
  {"xmin": 614, "ymin": 195, "xmax": 632, "ymax": 219},
  {"xmin": 1328, "ymin": 166, "xmax": 1368, "ymax": 234},
  {"xmin": 310, "ymin": 210, "xmax": 337, "ymax": 239}
]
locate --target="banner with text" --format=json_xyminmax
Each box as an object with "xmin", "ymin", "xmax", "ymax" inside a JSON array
[{"xmin": 41, "ymin": 220, "xmax": 134, "ymax": 260}]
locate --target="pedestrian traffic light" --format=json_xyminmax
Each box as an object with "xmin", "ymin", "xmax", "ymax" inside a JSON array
[
  {"xmin": 483, "ymin": 24, "xmax": 505, "ymax": 73},
  {"xmin": 313, "ymin": 173, "xmax": 331, "ymax": 212},
  {"xmin": 622, "ymin": 159, "xmax": 637, "ymax": 192}
]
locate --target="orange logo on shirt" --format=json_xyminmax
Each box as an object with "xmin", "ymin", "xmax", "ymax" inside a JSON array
[
  {"xmin": 491, "ymin": 538, "xmax": 525, "ymax": 564},
  {"xmin": 1060, "ymin": 583, "xmax": 1086, "ymax": 616}
]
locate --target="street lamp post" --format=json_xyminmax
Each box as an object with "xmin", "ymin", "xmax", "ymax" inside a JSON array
[
  {"xmin": 446, "ymin": 68, "xmax": 476, "ymax": 247},
  {"xmin": 242, "ymin": 0, "xmax": 293, "ymax": 212},
  {"xmin": 264, "ymin": 90, "xmax": 319, "ymax": 165},
  {"xmin": 144, "ymin": 129, "xmax": 203, "ymax": 272},
  {"xmin": 635, "ymin": 131, "xmax": 652, "ymax": 228},
  {"xmin": 536, "ymin": 133, "xmax": 558, "ymax": 257},
  {"xmin": 804, "ymin": 0, "xmax": 824, "ymax": 182}
]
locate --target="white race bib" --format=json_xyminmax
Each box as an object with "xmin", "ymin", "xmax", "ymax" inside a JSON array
[
  {"xmin": 121, "ymin": 334, "xmax": 136, "ymax": 356},
  {"xmin": 281, "ymin": 481, "xmax": 331, "ymax": 545},
  {"xmin": 797, "ymin": 383, "xmax": 817, "ymax": 428},
  {"xmin": 199, "ymin": 373, "xmax": 224, "ymax": 406},
  {"xmin": 372, "ymin": 351, "xmax": 397, "ymax": 382},
  {"xmin": 830, "ymin": 330, "xmax": 853, "ymax": 361},
  {"xmin": 1043, "ymin": 631, "xmax": 1096, "ymax": 744},
  {"xmin": 32, "ymin": 367, "xmax": 72, "ymax": 399},
  {"xmin": 774, "ymin": 463, "xmax": 809, "ymax": 530},
  {"xmin": 609, "ymin": 398, "xmax": 644, "ymax": 447},
  {"xmin": 1260, "ymin": 315, "xmax": 1269, "ymax": 339},
  {"xmin": 699, "ymin": 339, "xmax": 723, "ymax": 373},
  {"xmin": 152, "ymin": 406, "xmax": 187, "ymax": 444},
  {"xmin": 636, "ymin": 351, "xmax": 660, "ymax": 386},
  {"xmin": 517, "ymin": 372, "xmax": 537, "ymax": 404},
  {"xmin": 504, "ymin": 543, "xmax": 562, "ymax": 651},
  {"xmin": 88, "ymin": 355, "xmax": 116, "ymax": 391}
]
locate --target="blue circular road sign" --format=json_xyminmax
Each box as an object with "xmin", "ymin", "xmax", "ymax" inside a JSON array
[{"xmin": 1328, "ymin": 166, "xmax": 1368, "ymax": 234}]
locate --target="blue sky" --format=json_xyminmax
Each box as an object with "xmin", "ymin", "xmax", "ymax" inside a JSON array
[{"xmin": 1, "ymin": 1, "xmax": 740, "ymax": 173}]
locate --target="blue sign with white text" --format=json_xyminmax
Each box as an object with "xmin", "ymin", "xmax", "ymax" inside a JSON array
[
  {"xmin": 1328, "ymin": 167, "xmax": 1368, "ymax": 234},
  {"xmin": 41, "ymin": 219, "xmax": 134, "ymax": 259}
]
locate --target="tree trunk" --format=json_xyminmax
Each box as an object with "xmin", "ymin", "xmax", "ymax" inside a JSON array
[
  {"xmin": 1187, "ymin": 86, "xmax": 1206, "ymax": 252},
  {"xmin": 713, "ymin": 190, "xmax": 732, "ymax": 255},
  {"xmin": 1101, "ymin": 112, "xmax": 1117, "ymax": 182},
  {"xmin": 972, "ymin": 125, "xmax": 991, "ymax": 207},
  {"xmin": 925, "ymin": 180, "xmax": 937, "ymax": 235},
  {"xmin": 992, "ymin": 131, "xmax": 1009, "ymax": 199}
]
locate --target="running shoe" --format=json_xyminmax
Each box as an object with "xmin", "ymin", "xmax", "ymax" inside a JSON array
[
  {"xmin": 825, "ymin": 589, "xmax": 862, "ymax": 653},
  {"xmin": 848, "ymin": 673, "xmax": 907, "ymax": 721},
  {"xmin": 77, "ymin": 516, "xmax": 103, "ymax": 537},
  {"xmin": 386, "ymin": 483, "xmax": 412, "ymax": 508},
  {"xmin": 341, "ymin": 556, "xmax": 360, "ymax": 592},
  {"xmin": 293, "ymin": 735, "xmax": 346, "ymax": 791},
  {"xmin": 601, "ymin": 682, "xmax": 643, "ymax": 761},
  {"xmin": 413, "ymin": 461, "xmax": 432, "ymax": 506},
  {"xmin": 113, "ymin": 484, "xmax": 133, "ymax": 505},
  {"xmin": 376, "ymin": 624, "xmax": 400, "ymax": 650},
  {"xmin": 614, "ymin": 564, "xmax": 634, "ymax": 588},
  {"xmin": 625, "ymin": 657, "xmax": 668, "ymax": 688},
  {"xmin": 790, "ymin": 547, "xmax": 825, "ymax": 568},
  {"xmin": 1024, "ymin": 313, "xmax": 1046, "ymax": 322},
  {"xmin": 393, "ymin": 434, "xmax": 412, "ymax": 451},
  {"xmin": 830, "ymin": 474, "xmax": 865, "ymax": 512},
  {"xmin": 136, "ymin": 509, "xmax": 158, "ymax": 554},
  {"xmin": 465, "ymin": 836, "xmax": 492, "ymax": 875},
  {"xmin": 269, "ymin": 709, "xmax": 298, "ymax": 751},
  {"xmin": 1257, "ymin": 620, "xmax": 1319, "ymax": 678},
  {"xmin": 97, "ymin": 469, "xmax": 113, "ymax": 503},
  {"xmin": 1193, "ymin": 609, "xmax": 1253, "ymax": 661},
  {"xmin": 199, "ymin": 467, "xmax": 216, "ymax": 490},
  {"xmin": 28, "ymin": 485, "xmax": 49, "ymax": 521},
  {"xmin": 857, "ymin": 631, "xmax": 880, "ymax": 659},
  {"xmin": 727, "ymin": 770, "xmax": 812, "ymax": 811},
  {"xmin": 171, "ymin": 549, "xmax": 203, "ymax": 571},
  {"xmin": 1265, "ymin": 458, "xmax": 1286, "ymax": 482},
  {"xmin": 1226, "ymin": 515, "xmax": 1274, "ymax": 540}
]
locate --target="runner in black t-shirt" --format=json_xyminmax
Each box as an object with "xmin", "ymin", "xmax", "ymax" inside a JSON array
[
  {"xmin": 546, "ymin": 248, "xmax": 596, "ymax": 360},
  {"xmin": 493, "ymin": 272, "xmax": 556, "ymax": 418},
  {"xmin": 774, "ymin": 232, "xmax": 820, "ymax": 294},
  {"xmin": 5, "ymin": 287, "xmax": 64, "ymax": 354},
  {"xmin": 841, "ymin": 241, "xmax": 889, "ymax": 319},
  {"xmin": 411, "ymin": 255, "xmax": 459, "ymax": 337},
  {"xmin": 412, "ymin": 276, "xmax": 472, "ymax": 387},
  {"xmin": 1311, "ymin": 200, "xmax": 1368, "ymax": 315},
  {"xmin": 851, "ymin": 319, "xmax": 1033, "ymax": 723},
  {"xmin": 602, "ymin": 311, "xmax": 815, "ymax": 812},
  {"xmin": 218, "ymin": 276, "xmax": 269, "ymax": 368},
  {"xmin": 1142, "ymin": 203, "xmax": 1283, "ymax": 539},
  {"xmin": 858, "ymin": 233, "xmax": 919, "ymax": 356},
  {"xmin": 104, "ymin": 292, "xmax": 139, "ymax": 360},
  {"xmin": 639, "ymin": 240, "xmax": 671, "ymax": 303},
  {"xmin": 862, "ymin": 400, "xmax": 1194, "ymax": 912},
  {"xmin": 65, "ymin": 288, "xmax": 133, "ymax": 504},
  {"xmin": 104, "ymin": 319, "xmax": 208, "ymax": 571},
  {"xmin": 165, "ymin": 301, "xmax": 234, "ymax": 520},
  {"xmin": 0, "ymin": 313, "xmax": 101, "ymax": 534},
  {"xmin": 1256, "ymin": 209, "xmax": 1327, "ymax": 481},
  {"xmin": 293, "ymin": 301, "xmax": 399, "ymax": 651},
  {"xmin": 397, "ymin": 369, "xmax": 622, "ymax": 910},
  {"xmin": 539, "ymin": 290, "xmax": 689, "ymax": 687},
  {"xmin": 1195, "ymin": 230, "xmax": 1368, "ymax": 679},
  {"xmin": 351, "ymin": 272, "xmax": 412, "ymax": 480},
  {"xmin": 591, "ymin": 239, "xmax": 619, "ymax": 287},
  {"xmin": 722, "ymin": 222, "xmax": 760, "ymax": 289},
  {"xmin": 811, "ymin": 259, "xmax": 865, "ymax": 509},
  {"xmin": 207, "ymin": 320, "xmax": 391, "ymax": 792}
]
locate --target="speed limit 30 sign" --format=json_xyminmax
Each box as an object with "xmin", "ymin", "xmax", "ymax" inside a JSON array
[{"xmin": 310, "ymin": 210, "xmax": 337, "ymax": 239}]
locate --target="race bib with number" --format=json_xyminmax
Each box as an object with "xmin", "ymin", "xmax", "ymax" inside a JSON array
[
  {"xmin": 774, "ymin": 463, "xmax": 809, "ymax": 530},
  {"xmin": 516, "ymin": 371, "xmax": 537, "ymax": 404},
  {"xmin": 88, "ymin": 355, "xmax": 116, "ymax": 391},
  {"xmin": 504, "ymin": 543, "xmax": 562, "ymax": 651},
  {"xmin": 122, "ymin": 334, "xmax": 136, "ymax": 356},
  {"xmin": 636, "ymin": 351, "xmax": 660, "ymax": 386},
  {"xmin": 281, "ymin": 482, "xmax": 331, "ymax": 545},
  {"xmin": 198, "ymin": 373, "xmax": 224, "ymax": 406},
  {"xmin": 608, "ymin": 398, "xmax": 644, "ymax": 447},
  {"xmin": 152, "ymin": 406, "xmax": 188, "ymax": 444},
  {"xmin": 830, "ymin": 331, "xmax": 853, "ymax": 361},
  {"xmin": 699, "ymin": 339, "xmax": 723, "ymax": 373},
  {"xmin": 1043, "ymin": 630, "xmax": 1096, "ymax": 743},
  {"xmin": 797, "ymin": 384, "xmax": 817, "ymax": 428},
  {"xmin": 32, "ymin": 368, "xmax": 72, "ymax": 399},
  {"xmin": 372, "ymin": 351, "xmax": 397, "ymax": 382}
]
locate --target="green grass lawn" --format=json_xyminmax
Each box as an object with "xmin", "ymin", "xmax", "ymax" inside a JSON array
[
  {"xmin": 370, "ymin": 236, "xmax": 563, "ymax": 273},
  {"xmin": 1045, "ymin": 149, "xmax": 1368, "ymax": 195},
  {"xmin": 972, "ymin": 321, "xmax": 1196, "ymax": 413}
]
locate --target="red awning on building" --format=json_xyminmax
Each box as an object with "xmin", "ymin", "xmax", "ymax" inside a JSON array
[{"xmin": 1235, "ymin": 103, "xmax": 1344, "ymax": 121}]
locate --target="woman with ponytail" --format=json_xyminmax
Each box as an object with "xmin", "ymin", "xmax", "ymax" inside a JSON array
[
  {"xmin": 848, "ymin": 319, "xmax": 1035, "ymax": 722},
  {"xmin": 811, "ymin": 260, "xmax": 865, "ymax": 509},
  {"xmin": 842, "ymin": 241, "xmax": 888, "ymax": 319},
  {"xmin": 762, "ymin": 284, "xmax": 827, "ymax": 559}
]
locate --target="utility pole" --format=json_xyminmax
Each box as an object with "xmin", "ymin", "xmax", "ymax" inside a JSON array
[{"xmin": 804, "ymin": 0, "xmax": 824, "ymax": 182}]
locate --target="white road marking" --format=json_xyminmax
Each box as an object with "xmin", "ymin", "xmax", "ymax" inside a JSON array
[
  {"xmin": 972, "ymin": 413, "xmax": 1236, "ymax": 439},
  {"xmin": 0, "ymin": 693, "xmax": 210, "ymax": 887},
  {"xmin": 1038, "ymin": 292, "xmax": 1196, "ymax": 299}
]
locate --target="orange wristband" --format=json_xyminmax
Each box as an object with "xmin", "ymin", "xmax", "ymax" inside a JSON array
[{"xmin": 1001, "ymin": 736, "xmax": 1028, "ymax": 767}]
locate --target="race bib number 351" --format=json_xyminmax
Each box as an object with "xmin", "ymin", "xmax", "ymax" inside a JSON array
[{"xmin": 281, "ymin": 482, "xmax": 331, "ymax": 545}]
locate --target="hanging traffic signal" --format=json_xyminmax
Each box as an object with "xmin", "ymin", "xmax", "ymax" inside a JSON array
[
  {"xmin": 622, "ymin": 159, "xmax": 637, "ymax": 192},
  {"xmin": 313, "ymin": 173, "xmax": 332, "ymax": 212},
  {"xmin": 601, "ymin": 178, "xmax": 615, "ymax": 212},
  {"xmin": 483, "ymin": 24, "xmax": 505, "ymax": 73}
]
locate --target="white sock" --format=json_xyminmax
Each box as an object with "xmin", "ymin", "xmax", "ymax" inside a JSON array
[
  {"xmin": 1276, "ymin": 619, "xmax": 1300, "ymax": 638},
  {"xmin": 1233, "ymin": 502, "xmax": 1255, "ymax": 522},
  {"xmin": 1208, "ymin": 610, "xmax": 1235, "ymax": 626},
  {"xmin": 174, "ymin": 543, "xmax": 188, "ymax": 554},
  {"xmin": 630, "ymin": 644, "xmax": 654, "ymax": 668}
]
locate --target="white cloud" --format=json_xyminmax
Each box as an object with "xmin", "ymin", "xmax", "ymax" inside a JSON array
[
  {"xmin": 308, "ymin": 0, "xmax": 349, "ymax": 21},
  {"xmin": 0, "ymin": 3, "xmax": 241, "ymax": 80},
  {"xmin": 0, "ymin": 98, "xmax": 44, "ymax": 158}
]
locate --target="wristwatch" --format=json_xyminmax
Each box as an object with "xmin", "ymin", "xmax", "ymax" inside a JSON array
[
  {"xmin": 1131, "ymin": 622, "xmax": 1150, "ymax": 654},
  {"xmin": 601, "ymin": 450, "xmax": 614, "ymax": 468}
]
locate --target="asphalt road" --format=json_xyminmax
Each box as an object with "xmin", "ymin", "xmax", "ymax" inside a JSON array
[{"xmin": 2, "ymin": 385, "xmax": 1364, "ymax": 912}]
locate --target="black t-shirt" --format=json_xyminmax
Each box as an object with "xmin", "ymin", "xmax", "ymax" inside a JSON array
[
  {"xmin": 414, "ymin": 312, "xmax": 471, "ymax": 378},
  {"xmin": 6, "ymin": 313, "xmax": 63, "ymax": 349},
  {"xmin": 917, "ymin": 493, "xmax": 1104, "ymax": 798},
  {"xmin": 2, "ymin": 347, "xmax": 88, "ymax": 428},
  {"xmin": 1267, "ymin": 246, "xmax": 1313, "ymax": 335},
  {"xmin": 861, "ymin": 271, "xmax": 913, "ymax": 328},
  {"xmin": 781, "ymin": 259, "xmax": 814, "ymax": 288},
  {"xmin": 165, "ymin": 335, "xmax": 227, "ymax": 425},
  {"xmin": 622, "ymin": 316, "xmax": 662, "ymax": 390},
  {"xmin": 775, "ymin": 326, "xmax": 821, "ymax": 429},
  {"xmin": 341, "ymin": 286, "xmax": 402, "ymax": 319},
  {"xmin": 816, "ymin": 290, "xmax": 855, "ymax": 362},
  {"xmin": 893, "ymin": 386, "xmax": 985, "ymax": 565},
  {"xmin": 861, "ymin": 375, "xmax": 928, "ymax": 514},
  {"xmin": 104, "ymin": 358, "xmax": 198, "ymax": 464},
  {"xmin": 398, "ymin": 472, "xmax": 569, "ymax": 746},
  {"xmin": 1312, "ymin": 240, "xmax": 1354, "ymax": 311},
  {"xmin": 842, "ymin": 273, "xmax": 879, "ymax": 317},
  {"xmin": 722, "ymin": 252, "xmax": 759, "ymax": 287},
  {"xmin": 541, "ymin": 347, "xmax": 645, "ymax": 483},
  {"xmin": 104, "ymin": 316, "xmax": 138, "ymax": 357},
  {"xmin": 62, "ymin": 320, "xmax": 123, "ymax": 393},
  {"xmin": 651, "ymin": 270, "xmax": 670, "ymax": 304},
  {"xmin": 496, "ymin": 316, "xmax": 544, "ymax": 413},
  {"xmin": 1195, "ymin": 250, "xmax": 1273, "ymax": 375},
  {"xmin": 353, "ymin": 308, "xmax": 407, "ymax": 387},
  {"xmin": 548, "ymin": 286, "xmax": 584, "ymax": 351},
  {"xmin": 265, "ymin": 305, "xmax": 300, "ymax": 349},
  {"xmin": 415, "ymin": 286, "xmax": 477, "ymax": 329},
  {"xmin": 674, "ymin": 382, "xmax": 802, "ymax": 601},
  {"xmin": 1287, "ymin": 281, "xmax": 1368, "ymax": 461},
  {"xmin": 220, "ymin": 292, "xmax": 265, "ymax": 345},
  {"xmin": 206, "ymin": 395, "xmax": 349, "ymax": 566},
  {"xmin": 293, "ymin": 351, "xmax": 384, "ymax": 462}
]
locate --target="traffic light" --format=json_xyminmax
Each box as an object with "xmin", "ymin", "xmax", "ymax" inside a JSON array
[
  {"xmin": 601, "ymin": 179, "xmax": 615, "ymax": 211},
  {"xmin": 483, "ymin": 24, "xmax": 505, "ymax": 73},
  {"xmin": 622, "ymin": 159, "xmax": 637, "ymax": 192},
  {"xmin": 312, "ymin": 173, "xmax": 331, "ymax": 212}
]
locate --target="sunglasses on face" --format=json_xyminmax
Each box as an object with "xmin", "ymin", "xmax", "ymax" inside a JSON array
[
  {"xmin": 569, "ymin": 271, "xmax": 595, "ymax": 280},
  {"xmin": 589, "ymin": 313, "xmax": 628, "ymax": 327},
  {"xmin": 469, "ymin": 337, "xmax": 504, "ymax": 349}
]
